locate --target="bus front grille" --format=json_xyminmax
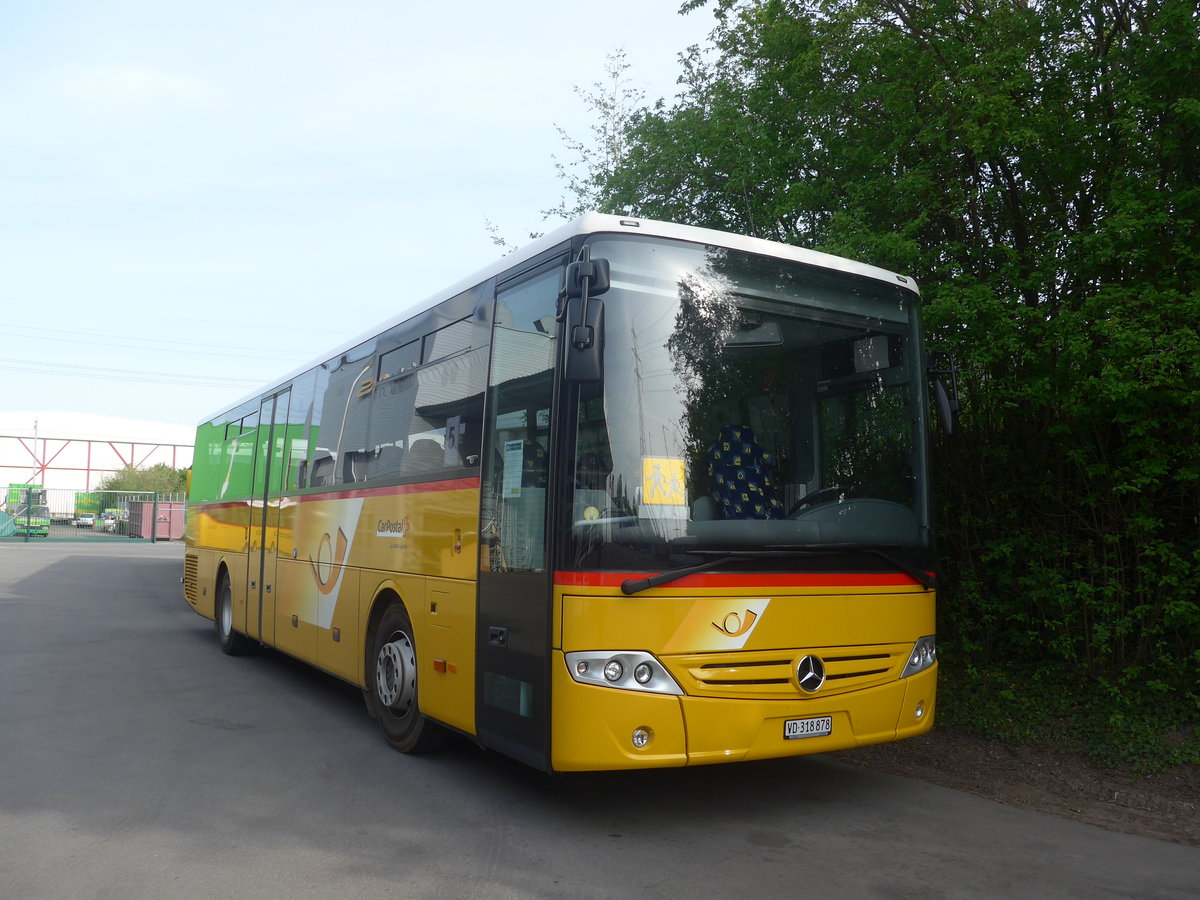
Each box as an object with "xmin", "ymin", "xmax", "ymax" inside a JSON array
[{"xmin": 664, "ymin": 644, "xmax": 912, "ymax": 699}]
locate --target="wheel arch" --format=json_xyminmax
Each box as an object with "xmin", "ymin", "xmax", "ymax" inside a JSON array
[
  {"xmin": 213, "ymin": 556, "xmax": 256, "ymax": 655},
  {"xmin": 212, "ymin": 558, "xmax": 234, "ymax": 618},
  {"xmin": 362, "ymin": 580, "xmax": 417, "ymax": 683}
]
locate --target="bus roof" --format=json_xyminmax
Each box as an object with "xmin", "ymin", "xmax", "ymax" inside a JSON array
[{"xmin": 200, "ymin": 213, "xmax": 919, "ymax": 424}]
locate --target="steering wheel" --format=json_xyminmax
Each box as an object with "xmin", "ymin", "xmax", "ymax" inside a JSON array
[{"xmin": 787, "ymin": 485, "xmax": 846, "ymax": 516}]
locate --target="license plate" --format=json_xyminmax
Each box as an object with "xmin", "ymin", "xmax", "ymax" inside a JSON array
[{"xmin": 784, "ymin": 716, "xmax": 833, "ymax": 740}]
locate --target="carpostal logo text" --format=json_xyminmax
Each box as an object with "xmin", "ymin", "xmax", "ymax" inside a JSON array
[{"xmin": 377, "ymin": 517, "xmax": 410, "ymax": 538}]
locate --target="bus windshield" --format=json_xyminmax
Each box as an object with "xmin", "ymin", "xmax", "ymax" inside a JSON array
[{"xmin": 568, "ymin": 234, "xmax": 930, "ymax": 572}]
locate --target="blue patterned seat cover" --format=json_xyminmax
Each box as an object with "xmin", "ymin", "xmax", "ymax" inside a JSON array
[{"xmin": 707, "ymin": 425, "xmax": 785, "ymax": 520}]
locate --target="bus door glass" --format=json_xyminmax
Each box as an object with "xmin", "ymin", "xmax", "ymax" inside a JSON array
[
  {"xmin": 249, "ymin": 387, "xmax": 290, "ymax": 644},
  {"xmin": 476, "ymin": 262, "xmax": 563, "ymax": 767}
]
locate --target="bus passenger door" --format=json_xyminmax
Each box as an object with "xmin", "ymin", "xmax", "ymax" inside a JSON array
[
  {"xmin": 248, "ymin": 388, "xmax": 290, "ymax": 645},
  {"xmin": 476, "ymin": 262, "xmax": 563, "ymax": 769}
]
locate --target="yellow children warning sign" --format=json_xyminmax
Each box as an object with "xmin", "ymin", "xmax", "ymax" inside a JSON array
[{"xmin": 642, "ymin": 457, "xmax": 686, "ymax": 505}]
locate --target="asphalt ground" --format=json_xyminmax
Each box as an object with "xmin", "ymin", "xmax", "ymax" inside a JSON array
[{"xmin": 1, "ymin": 541, "xmax": 1197, "ymax": 899}]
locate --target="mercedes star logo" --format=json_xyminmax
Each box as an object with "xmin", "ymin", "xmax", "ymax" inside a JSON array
[{"xmin": 796, "ymin": 655, "xmax": 826, "ymax": 693}]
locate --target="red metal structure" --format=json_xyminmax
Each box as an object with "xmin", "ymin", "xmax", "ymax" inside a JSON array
[{"xmin": 0, "ymin": 433, "xmax": 193, "ymax": 492}]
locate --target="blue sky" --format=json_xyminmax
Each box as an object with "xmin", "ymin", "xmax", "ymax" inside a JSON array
[{"xmin": 1, "ymin": 1, "xmax": 714, "ymax": 430}]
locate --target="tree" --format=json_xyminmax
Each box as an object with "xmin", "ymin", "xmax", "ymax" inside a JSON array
[
  {"xmin": 485, "ymin": 49, "xmax": 649, "ymax": 252},
  {"xmin": 560, "ymin": 0, "xmax": 1200, "ymax": 764},
  {"xmin": 545, "ymin": 49, "xmax": 648, "ymax": 219},
  {"xmin": 96, "ymin": 464, "xmax": 188, "ymax": 495}
]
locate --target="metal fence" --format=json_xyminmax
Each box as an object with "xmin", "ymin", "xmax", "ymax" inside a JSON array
[{"xmin": 0, "ymin": 488, "xmax": 186, "ymax": 543}]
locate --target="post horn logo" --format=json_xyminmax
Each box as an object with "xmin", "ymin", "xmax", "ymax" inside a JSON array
[
  {"xmin": 309, "ymin": 527, "xmax": 349, "ymax": 596},
  {"xmin": 712, "ymin": 609, "xmax": 758, "ymax": 638}
]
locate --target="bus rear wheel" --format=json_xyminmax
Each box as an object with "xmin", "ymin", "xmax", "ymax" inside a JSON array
[
  {"xmin": 215, "ymin": 572, "xmax": 255, "ymax": 656},
  {"xmin": 365, "ymin": 600, "xmax": 445, "ymax": 753}
]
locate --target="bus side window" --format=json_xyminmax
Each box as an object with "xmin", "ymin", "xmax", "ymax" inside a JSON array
[
  {"xmin": 370, "ymin": 346, "xmax": 486, "ymax": 481},
  {"xmin": 286, "ymin": 369, "xmax": 318, "ymax": 491},
  {"xmin": 303, "ymin": 367, "xmax": 331, "ymax": 489}
]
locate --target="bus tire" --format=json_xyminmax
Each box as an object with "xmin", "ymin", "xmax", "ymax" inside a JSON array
[
  {"xmin": 215, "ymin": 571, "xmax": 255, "ymax": 656},
  {"xmin": 365, "ymin": 600, "xmax": 446, "ymax": 753}
]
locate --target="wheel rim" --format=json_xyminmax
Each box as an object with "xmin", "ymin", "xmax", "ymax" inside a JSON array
[
  {"xmin": 220, "ymin": 585, "xmax": 232, "ymax": 636},
  {"xmin": 375, "ymin": 630, "xmax": 416, "ymax": 714}
]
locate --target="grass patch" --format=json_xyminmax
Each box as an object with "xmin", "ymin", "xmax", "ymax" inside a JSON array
[{"xmin": 935, "ymin": 659, "xmax": 1200, "ymax": 774}]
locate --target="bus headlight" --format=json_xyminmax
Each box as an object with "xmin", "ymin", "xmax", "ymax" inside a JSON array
[
  {"xmin": 900, "ymin": 636, "xmax": 937, "ymax": 678},
  {"xmin": 565, "ymin": 651, "xmax": 683, "ymax": 695}
]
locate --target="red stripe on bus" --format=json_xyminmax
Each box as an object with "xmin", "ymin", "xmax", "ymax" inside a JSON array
[
  {"xmin": 188, "ymin": 477, "xmax": 480, "ymax": 512},
  {"xmin": 553, "ymin": 570, "xmax": 932, "ymax": 588}
]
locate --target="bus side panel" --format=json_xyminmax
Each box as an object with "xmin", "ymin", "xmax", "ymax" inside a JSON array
[
  {"xmin": 186, "ymin": 501, "xmax": 250, "ymax": 627},
  {"xmin": 349, "ymin": 481, "xmax": 480, "ymax": 582},
  {"xmin": 319, "ymin": 568, "xmax": 359, "ymax": 682},
  {"xmin": 271, "ymin": 483, "xmax": 480, "ymax": 699},
  {"xmin": 351, "ymin": 483, "xmax": 479, "ymax": 728},
  {"xmin": 184, "ymin": 548, "xmax": 218, "ymax": 620},
  {"xmin": 275, "ymin": 556, "xmax": 319, "ymax": 663},
  {"xmin": 186, "ymin": 502, "xmax": 250, "ymax": 556},
  {"xmin": 420, "ymin": 577, "xmax": 476, "ymax": 735},
  {"xmin": 275, "ymin": 492, "xmax": 357, "ymax": 667}
]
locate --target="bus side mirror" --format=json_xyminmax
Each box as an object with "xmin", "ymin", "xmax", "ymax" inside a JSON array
[
  {"xmin": 564, "ymin": 296, "xmax": 604, "ymax": 382},
  {"xmin": 933, "ymin": 379, "xmax": 960, "ymax": 437},
  {"xmin": 564, "ymin": 256, "xmax": 610, "ymax": 299},
  {"xmin": 562, "ymin": 251, "xmax": 609, "ymax": 383},
  {"xmin": 927, "ymin": 351, "xmax": 961, "ymax": 437}
]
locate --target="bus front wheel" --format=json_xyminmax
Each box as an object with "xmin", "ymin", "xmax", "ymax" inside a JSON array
[{"xmin": 365, "ymin": 600, "xmax": 445, "ymax": 753}]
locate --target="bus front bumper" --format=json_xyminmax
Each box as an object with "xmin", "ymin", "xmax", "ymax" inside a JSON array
[{"xmin": 550, "ymin": 654, "xmax": 937, "ymax": 772}]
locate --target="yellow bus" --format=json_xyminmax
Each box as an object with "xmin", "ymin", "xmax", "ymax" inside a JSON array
[{"xmin": 183, "ymin": 213, "xmax": 948, "ymax": 771}]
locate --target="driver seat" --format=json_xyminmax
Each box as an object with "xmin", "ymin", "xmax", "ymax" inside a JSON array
[{"xmin": 707, "ymin": 425, "xmax": 785, "ymax": 520}]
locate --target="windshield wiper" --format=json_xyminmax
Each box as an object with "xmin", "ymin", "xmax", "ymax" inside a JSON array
[
  {"xmin": 621, "ymin": 548, "xmax": 834, "ymax": 595},
  {"xmin": 620, "ymin": 555, "xmax": 743, "ymax": 595},
  {"xmin": 620, "ymin": 544, "xmax": 936, "ymax": 596}
]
